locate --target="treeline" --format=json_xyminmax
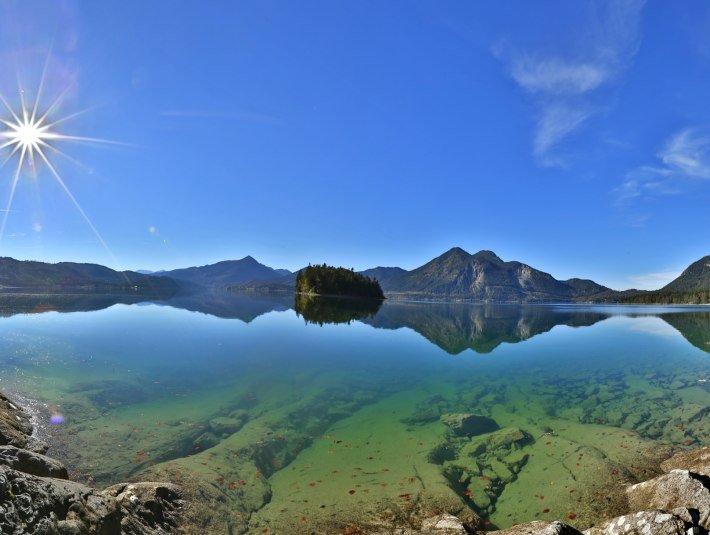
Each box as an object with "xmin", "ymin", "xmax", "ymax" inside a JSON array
[
  {"xmin": 622, "ymin": 290, "xmax": 710, "ymax": 305},
  {"xmin": 295, "ymin": 264, "xmax": 384, "ymax": 299}
]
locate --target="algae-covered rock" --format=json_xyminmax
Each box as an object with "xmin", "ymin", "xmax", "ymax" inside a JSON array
[
  {"xmin": 583, "ymin": 511, "xmax": 686, "ymax": 535},
  {"xmin": 626, "ymin": 469, "xmax": 710, "ymax": 530},
  {"xmin": 440, "ymin": 413, "xmax": 498, "ymax": 437},
  {"xmin": 209, "ymin": 416, "xmax": 245, "ymax": 436}
]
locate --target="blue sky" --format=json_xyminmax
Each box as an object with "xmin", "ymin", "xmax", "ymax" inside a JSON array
[{"xmin": 0, "ymin": 1, "xmax": 708, "ymax": 290}]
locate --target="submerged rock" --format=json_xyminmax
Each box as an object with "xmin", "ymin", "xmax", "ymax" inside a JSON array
[{"xmin": 440, "ymin": 413, "xmax": 499, "ymax": 437}]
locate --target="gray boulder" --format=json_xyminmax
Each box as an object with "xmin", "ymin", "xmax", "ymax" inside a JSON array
[
  {"xmin": 583, "ymin": 510, "xmax": 686, "ymax": 535},
  {"xmin": 626, "ymin": 469, "xmax": 710, "ymax": 530},
  {"xmin": 490, "ymin": 520, "xmax": 582, "ymax": 535},
  {"xmin": 0, "ymin": 445, "xmax": 68, "ymax": 478},
  {"xmin": 660, "ymin": 447, "xmax": 710, "ymax": 477},
  {"xmin": 420, "ymin": 513, "xmax": 467, "ymax": 533},
  {"xmin": 0, "ymin": 466, "xmax": 183, "ymax": 535}
]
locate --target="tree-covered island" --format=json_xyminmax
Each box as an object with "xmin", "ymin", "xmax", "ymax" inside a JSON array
[{"xmin": 295, "ymin": 263, "xmax": 385, "ymax": 299}]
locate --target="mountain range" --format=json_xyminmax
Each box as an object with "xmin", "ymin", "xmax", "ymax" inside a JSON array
[
  {"xmin": 0, "ymin": 248, "xmax": 707, "ymax": 303},
  {"xmin": 0, "ymin": 257, "xmax": 177, "ymax": 295}
]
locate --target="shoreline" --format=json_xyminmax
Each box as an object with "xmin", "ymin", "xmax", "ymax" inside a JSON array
[{"xmin": 1, "ymin": 389, "xmax": 708, "ymax": 534}]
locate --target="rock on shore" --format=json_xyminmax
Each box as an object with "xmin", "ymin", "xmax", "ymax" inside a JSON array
[{"xmin": 0, "ymin": 392, "xmax": 184, "ymax": 534}]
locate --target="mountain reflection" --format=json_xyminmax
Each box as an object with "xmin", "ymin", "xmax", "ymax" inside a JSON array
[
  {"xmin": 362, "ymin": 302, "xmax": 609, "ymax": 354},
  {"xmin": 661, "ymin": 311, "xmax": 710, "ymax": 354},
  {"xmin": 0, "ymin": 291, "xmax": 708, "ymax": 354}
]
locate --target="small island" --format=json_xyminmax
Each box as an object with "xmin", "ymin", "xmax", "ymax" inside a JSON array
[{"xmin": 295, "ymin": 263, "xmax": 385, "ymax": 299}]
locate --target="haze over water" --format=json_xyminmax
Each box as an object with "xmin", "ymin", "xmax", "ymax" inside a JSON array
[{"xmin": 0, "ymin": 295, "xmax": 707, "ymax": 532}]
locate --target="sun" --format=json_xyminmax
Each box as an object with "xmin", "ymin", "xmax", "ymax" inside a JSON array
[{"xmin": 0, "ymin": 71, "xmax": 119, "ymax": 261}]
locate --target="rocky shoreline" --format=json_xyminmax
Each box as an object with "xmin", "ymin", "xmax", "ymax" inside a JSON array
[{"xmin": 1, "ymin": 390, "xmax": 708, "ymax": 534}]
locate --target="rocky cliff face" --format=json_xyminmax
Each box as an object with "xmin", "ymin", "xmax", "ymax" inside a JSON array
[{"xmin": 379, "ymin": 248, "xmax": 610, "ymax": 302}]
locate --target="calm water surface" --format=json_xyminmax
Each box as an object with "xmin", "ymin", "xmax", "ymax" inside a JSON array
[{"xmin": 0, "ymin": 294, "xmax": 708, "ymax": 533}]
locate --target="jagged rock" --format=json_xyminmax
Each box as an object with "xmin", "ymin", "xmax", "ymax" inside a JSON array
[
  {"xmin": 491, "ymin": 520, "xmax": 582, "ymax": 535},
  {"xmin": 102, "ymin": 482, "xmax": 183, "ymax": 534},
  {"xmin": 370, "ymin": 513, "xmax": 467, "ymax": 534},
  {"xmin": 0, "ymin": 392, "xmax": 43, "ymax": 452},
  {"xmin": 660, "ymin": 447, "xmax": 710, "ymax": 477},
  {"xmin": 0, "ymin": 466, "xmax": 183, "ymax": 534},
  {"xmin": 626, "ymin": 469, "xmax": 710, "ymax": 530},
  {"xmin": 440, "ymin": 413, "xmax": 499, "ymax": 437},
  {"xmin": 0, "ymin": 466, "xmax": 122, "ymax": 534},
  {"xmin": 0, "ymin": 445, "xmax": 68, "ymax": 478},
  {"xmin": 583, "ymin": 510, "xmax": 686, "ymax": 535}
]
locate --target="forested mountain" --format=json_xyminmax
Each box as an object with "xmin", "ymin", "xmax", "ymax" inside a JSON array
[
  {"xmin": 0, "ymin": 257, "xmax": 177, "ymax": 294},
  {"xmin": 161, "ymin": 256, "xmax": 291, "ymax": 288},
  {"xmin": 622, "ymin": 255, "xmax": 710, "ymax": 304}
]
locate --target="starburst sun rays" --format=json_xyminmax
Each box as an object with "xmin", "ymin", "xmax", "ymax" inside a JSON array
[{"xmin": 0, "ymin": 66, "xmax": 119, "ymax": 261}]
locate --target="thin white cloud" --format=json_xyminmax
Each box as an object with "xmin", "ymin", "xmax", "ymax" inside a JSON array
[
  {"xmin": 659, "ymin": 128, "xmax": 710, "ymax": 179},
  {"xmin": 628, "ymin": 270, "xmax": 681, "ymax": 290},
  {"xmin": 616, "ymin": 127, "xmax": 710, "ymax": 202},
  {"xmin": 512, "ymin": 58, "xmax": 607, "ymax": 95},
  {"xmin": 498, "ymin": 0, "xmax": 646, "ymax": 165},
  {"xmin": 534, "ymin": 104, "xmax": 593, "ymax": 160}
]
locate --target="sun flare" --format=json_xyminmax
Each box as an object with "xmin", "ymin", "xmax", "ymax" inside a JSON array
[{"xmin": 0, "ymin": 72, "xmax": 118, "ymax": 261}]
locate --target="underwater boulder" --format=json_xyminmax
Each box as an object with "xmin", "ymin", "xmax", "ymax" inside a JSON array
[{"xmin": 440, "ymin": 413, "xmax": 499, "ymax": 437}]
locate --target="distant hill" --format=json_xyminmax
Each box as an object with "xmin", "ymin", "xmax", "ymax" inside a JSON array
[
  {"xmin": 161, "ymin": 256, "xmax": 291, "ymax": 288},
  {"xmin": 0, "ymin": 257, "xmax": 178, "ymax": 295},
  {"xmin": 359, "ymin": 267, "xmax": 408, "ymax": 287},
  {"xmin": 621, "ymin": 255, "xmax": 710, "ymax": 304},
  {"xmin": 379, "ymin": 247, "xmax": 610, "ymax": 302}
]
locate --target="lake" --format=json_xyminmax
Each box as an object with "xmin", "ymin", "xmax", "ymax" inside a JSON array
[{"xmin": 0, "ymin": 293, "xmax": 708, "ymax": 533}]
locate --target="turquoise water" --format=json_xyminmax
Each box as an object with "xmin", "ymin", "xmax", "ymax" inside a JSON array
[{"xmin": 0, "ymin": 295, "xmax": 707, "ymax": 533}]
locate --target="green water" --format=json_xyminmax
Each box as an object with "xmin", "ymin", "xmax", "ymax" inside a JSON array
[{"xmin": 0, "ymin": 294, "xmax": 708, "ymax": 533}]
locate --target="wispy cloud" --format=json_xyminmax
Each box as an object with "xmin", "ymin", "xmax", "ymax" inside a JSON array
[
  {"xmin": 628, "ymin": 270, "xmax": 681, "ymax": 290},
  {"xmin": 616, "ymin": 127, "xmax": 710, "ymax": 202},
  {"xmin": 497, "ymin": 0, "xmax": 646, "ymax": 165}
]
